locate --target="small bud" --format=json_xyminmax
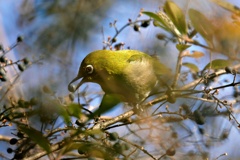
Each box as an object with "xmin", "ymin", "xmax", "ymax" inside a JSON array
[
  {"xmin": 9, "ymin": 138, "xmax": 18, "ymax": 145},
  {"xmin": 17, "ymin": 36, "xmax": 24, "ymax": 43},
  {"xmin": 111, "ymin": 38, "xmax": 117, "ymax": 43},
  {"xmin": 193, "ymin": 110, "xmax": 205, "ymax": 125},
  {"xmin": 0, "ymin": 56, "xmax": 7, "ymax": 63},
  {"xmin": 166, "ymin": 147, "xmax": 176, "ymax": 156},
  {"xmin": 225, "ymin": 67, "xmax": 232, "ymax": 74},
  {"xmin": 0, "ymin": 75, "xmax": 7, "ymax": 82},
  {"xmin": 7, "ymin": 148, "xmax": 13, "ymax": 153},
  {"xmin": 238, "ymin": 124, "xmax": 240, "ymax": 129},
  {"xmin": 17, "ymin": 64, "xmax": 25, "ymax": 72},
  {"xmin": 166, "ymin": 90, "xmax": 176, "ymax": 103},
  {"xmin": 156, "ymin": 33, "xmax": 166, "ymax": 40},
  {"xmin": 114, "ymin": 42, "xmax": 124, "ymax": 50},
  {"xmin": 77, "ymin": 148, "xmax": 86, "ymax": 155},
  {"xmin": 17, "ymin": 132, "xmax": 24, "ymax": 138},
  {"xmin": 75, "ymin": 120, "xmax": 85, "ymax": 127},
  {"xmin": 141, "ymin": 20, "xmax": 150, "ymax": 28},
  {"xmin": 23, "ymin": 58, "xmax": 30, "ymax": 65},
  {"xmin": 68, "ymin": 84, "xmax": 76, "ymax": 92},
  {"xmin": 133, "ymin": 24, "xmax": 140, "ymax": 32},
  {"xmin": 69, "ymin": 93, "xmax": 75, "ymax": 101},
  {"xmin": 108, "ymin": 132, "xmax": 119, "ymax": 141}
]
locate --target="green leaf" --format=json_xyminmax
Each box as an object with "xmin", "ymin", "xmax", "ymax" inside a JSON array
[
  {"xmin": 203, "ymin": 59, "xmax": 231, "ymax": 71},
  {"xmin": 143, "ymin": 11, "xmax": 183, "ymax": 43},
  {"xmin": 58, "ymin": 105, "xmax": 71, "ymax": 125},
  {"xmin": 164, "ymin": 1, "xmax": 187, "ymax": 34},
  {"xmin": 183, "ymin": 63, "xmax": 199, "ymax": 72},
  {"xmin": 142, "ymin": 11, "xmax": 169, "ymax": 31},
  {"xmin": 153, "ymin": 20, "xmax": 168, "ymax": 30},
  {"xmin": 85, "ymin": 129, "xmax": 103, "ymax": 136},
  {"xmin": 19, "ymin": 125, "xmax": 50, "ymax": 153},
  {"xmin": 189, "ymin": 9, "xmax": 214, "ymax": 42},
  {"xmin": 67, "ymin": 103, "xmax": 82, "ymax": 118},
  {"xmin": 176, "ymin": 44, "xmax": 191, "ymax": 52},
  {"xmin": 92, "ymin": 94, "xmax": 121, "ymax": 117}
]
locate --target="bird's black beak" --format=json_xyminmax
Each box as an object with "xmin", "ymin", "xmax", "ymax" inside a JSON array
[{"xmin": 68, "ymin": 74, "xmax": 85, "ymax": 92}]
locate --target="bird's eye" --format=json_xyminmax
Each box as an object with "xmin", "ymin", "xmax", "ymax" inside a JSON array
[{"xmin": 85, "ymin": 65, "xmax": 94, "ymax": 74}]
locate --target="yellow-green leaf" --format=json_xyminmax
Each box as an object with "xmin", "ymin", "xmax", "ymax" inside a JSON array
[
  {"xmin": 189, "ymin": 9, "xmax": 214, "ymax": 42},
  {"xmin": 203, "ymin": 59, "xmax": 231, "ymax": 71},
  {"xmin": 58, "ymin": 105, "xmax": 71, "ymax": 125},
  {"xmin": 143, "ymin": 11, "xmax": 169, "ymax": 31},
  {"xmin": 176, "ymin": 44, "xmax": 191, "ymax": 52},
  {"xmin": 164, "ymin": 1, "xmax": 187, "ymax": 34},
  {"xmin": 85, "ymin": 129, "xmax": 103, "ymax": 136},
  {"xmin": 19, "ymin": 125, "xmax": 51, "ymax": 153},
  {"xmin": 183, "ymin": 63, "xmax": 199, "ymax": 72},
  {"xmin": 67, "ymin": 103, "xmax": 82, "ymax": 118},
  {"xmin": 143, "ymin": 11, "xmax": 183, "ymax": 43}
]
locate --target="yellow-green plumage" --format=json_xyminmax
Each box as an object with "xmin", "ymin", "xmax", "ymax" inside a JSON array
[{"xmin": 68, "ymin": 50, "xmax": 171, "ymax": 114}]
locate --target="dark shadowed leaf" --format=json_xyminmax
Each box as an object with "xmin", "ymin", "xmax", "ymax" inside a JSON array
[
  {"xmin": 58, "ymin": 105, "xmax": 71, "ymax": 125},
  {"xmin": 19, "ymin": 125, "xmax": 50, "ymax": 153},
  {"xmin": 67, "ymin": 103, "xmax": 82, "ymax": 118}
]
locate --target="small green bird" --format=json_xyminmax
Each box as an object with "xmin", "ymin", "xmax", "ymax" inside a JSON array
[{"xmin": 68, "ymin": 50, "xmax": 171, "ymax": 115}]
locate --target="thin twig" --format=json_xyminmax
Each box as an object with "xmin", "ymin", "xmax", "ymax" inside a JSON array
[
  {"xmin": 24, "ymin": 143, "xmax": 62, "ymax": 160},
  {"xmin": 119, "ymin": 137, "xmax": 157, "ymax": 160},
  {"xmin": 92, "ymin": 110, "xmax": 134, "ymax": 130},
  {"xmin": 172, "ymin": 51, "xmax": 185, "ymax": 89}
]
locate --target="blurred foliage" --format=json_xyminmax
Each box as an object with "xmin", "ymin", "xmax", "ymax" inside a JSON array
[
  {"xmin": 17, "ymin": 0, "xmax": 112, "ymax": 58},
  {"xmin": 14, "ymin": 0, "xmax": 113, "ymax": 103}
]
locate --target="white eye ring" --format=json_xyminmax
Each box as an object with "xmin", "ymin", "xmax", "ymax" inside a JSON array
[{"xmin": 85, "ymin": 65, "xmax": 94, "ymax": 74}]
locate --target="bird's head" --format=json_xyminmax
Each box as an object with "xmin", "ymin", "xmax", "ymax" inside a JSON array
[
  {"xmin": 68, "ymin": 50, "xmax": 121, "ymax": 92},
  {"xmin": 68, "ymin": 52, "xmax": 100, "ymax": 92}
]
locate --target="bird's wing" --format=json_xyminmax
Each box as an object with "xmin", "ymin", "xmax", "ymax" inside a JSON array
[
  {"xmin": 152, "ymin": 58, "xmax": 172, "ymax": 76},
  {"xmin": 127, "ymin": 54, "xmax": 144, "ymax": 63},
  {"xmin": 127, "ymin": 53, "xmax": 171, "ymax": 76}
]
